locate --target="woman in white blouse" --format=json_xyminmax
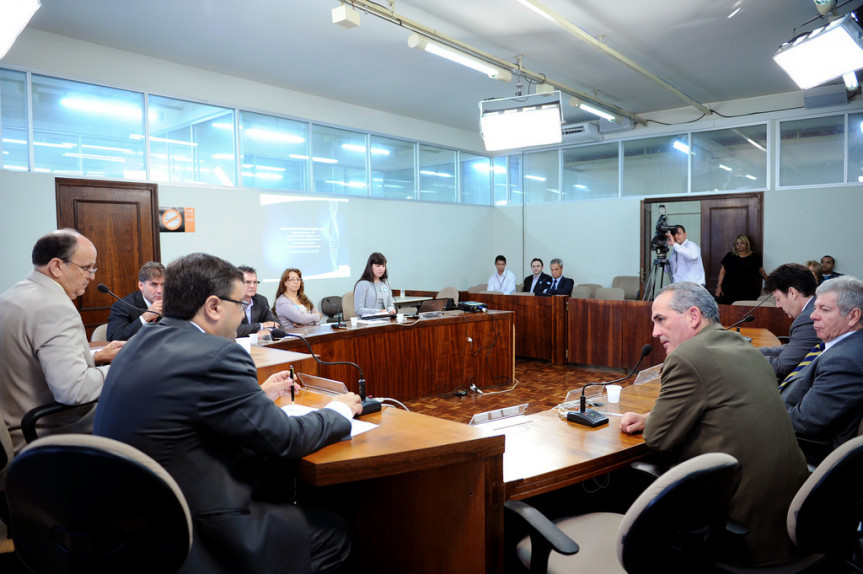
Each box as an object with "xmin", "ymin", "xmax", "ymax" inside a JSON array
[{"xmin": 273, "ymin": 268, "xmax": 321, "ymax": 327}]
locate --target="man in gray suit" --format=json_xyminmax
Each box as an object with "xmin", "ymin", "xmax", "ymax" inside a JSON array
[
  {"xmin": 0, "ymin": 229, "xmax": 123, "ymax": 452},
  {"xmin": 94, "ymin": 253, "xmax": 361, "ymax": 573},
  {"xmin": 782, "ymin": 276, "xmax": 863, "ymax": 464},
  {"xmin": 621, "ymin": 282, "xmax": 808, "ymax": 566},
  {"xmin": 760, "ymin": 263, "xmax": 819, "ymax": 380}
]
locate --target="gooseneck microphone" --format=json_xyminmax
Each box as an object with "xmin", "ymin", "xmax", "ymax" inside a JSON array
[
  {"xmin": 725, "ymin": 314, "xmax": 755, "ymax": 332},
  {"xmin": 97, "ymin": 283, "xmax": 162, "ymax": 318},
  {"xmin": 271, "ymin": 329, "xmax": 381, "ymax": 416},
  {"xmin": 567, "ymin": 344, "xmax": 653, "ymax": 428}
]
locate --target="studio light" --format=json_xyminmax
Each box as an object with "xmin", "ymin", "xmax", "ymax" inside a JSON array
[
  {"xmin": 408, "ymin": 33, "xmax": 512, "ymax": 82},
  {"xmin": 774, "ymin": 13, "xmax": 863, "ymax": 90},
  {"xmin": 480, "ymin": 91, "xmax": 563, "ymax": 151},
  {"xmin": 0, "ymin": 0, "xmax": 40, "ymax": 59}
]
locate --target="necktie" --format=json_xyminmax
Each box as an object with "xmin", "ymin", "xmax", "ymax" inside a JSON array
[
  {"xmin": 779, "ymin": 342, "xmax": 824, "ymax": 390},
  {"xmin": 552, "ymin": 279, "xmax": 558, "ymax": 291}
]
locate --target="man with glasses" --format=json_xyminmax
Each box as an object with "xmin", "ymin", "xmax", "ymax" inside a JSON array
[
  {"xmin": 235, "ymin": 265, "xmax": 280, "ymax": 338},
  {"xmin": 106, "ymin": 261, "xmax": 166, "ymax": 341},
  {"xmin": 94, "ymin": 252, "xmax": 360, "ymax": 573},
  {"xmin": 0, "ymin": 228, "xmax": 124, "ymax": 452}
]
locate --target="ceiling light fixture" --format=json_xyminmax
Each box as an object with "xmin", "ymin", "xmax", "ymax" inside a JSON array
[
  {"xmin": 774, "ymin": 13, "xmax": 863, "ymax": 89},
  {"xmin": 408, "ymin": 33, "xmax": 512, "ymax": 82},
  {"xmin": 480, "ymin": 91, "xmax": 563, "ymax": 151},
  {"xmin": 0, "ymin": 0, "xmax": 40, "ymax": 59},
  {"xmin": 568, "ymin": 98, "xmax": 616, "ymax": 122}
]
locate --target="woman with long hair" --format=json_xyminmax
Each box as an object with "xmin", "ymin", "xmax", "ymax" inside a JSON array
[
  {"xmin": 353, "ymin": 252, "xmax": 396, "ymax": 317},
  {"xmin": 273, "ymin": 268, "xmax": 321, "ymax": 327},
  {"xmin": 715, "ymin": 234, "xmax": 768, "ymax": 304}
]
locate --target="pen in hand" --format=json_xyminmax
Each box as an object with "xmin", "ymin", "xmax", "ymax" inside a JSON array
[{"xmin": 289, "ymin": 365, "xmax": 296, "ymax": 404}]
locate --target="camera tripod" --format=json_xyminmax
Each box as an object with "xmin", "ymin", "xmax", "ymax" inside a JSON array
[{"xmin": 642, "ymin": 252, "xmax": 673, "ymax": 301}]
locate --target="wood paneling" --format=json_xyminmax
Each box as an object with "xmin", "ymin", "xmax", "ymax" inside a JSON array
[{"xmin": 269, "ymin": 311, "xmax": 514, "ymax": 401}]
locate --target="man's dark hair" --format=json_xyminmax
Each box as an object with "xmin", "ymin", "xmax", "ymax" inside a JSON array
[
  {"xmin": 764, "ymin": 263, "xmax": 817, "ymax": 297},
  {"xmin": 675, "ymin": 225, "xmax": 687, "ymax": 234},
  {"xmin": 495, "ymin": 255, "xmax": 506, "ymax": 264},
  {"xmin": 163, "ymin": 253, "xmax": 243, "ymax": 320},
  {"xmin": 31, "ymin": 228, "xmax": 81, "ymax": 266},
  {"xmin": 138, "ymin": 261, "xmax": 166, "ymax": 283},
  {"xmin": 237, "ymin": 265, "xmax": 256, "ymax": 275},
  {"xmin": 530, "ymin": 258, "xmax": 543, "ymax": 266}
]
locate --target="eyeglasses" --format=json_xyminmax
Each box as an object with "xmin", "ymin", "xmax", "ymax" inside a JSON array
[
  {"xmin": 64, "ymin": 260, "xmax": 97, "ymax": 276},
  {"xmin": 286, "ymin": 277, "xmax": 302, "ymax": 282},
  {"xmin": 243, "ymin": 280, "xmax": 261, "ymax": 285},
  {"xmin": 219, "ymin": 297, "xmax": 250, "ymax": 312}
]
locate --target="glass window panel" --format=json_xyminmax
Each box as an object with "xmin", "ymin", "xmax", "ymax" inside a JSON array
[
  {"xmin": 31, "ymin": 75, "xmax": 145, "ymax": 178},
  {"xmin": 370, "ymin": 135, "xmax": 414, "ymax": 200},
  {"xmin": 1, "ymin": 69, "xmax": 28, "ymax": 171},
  {"xmin": 692, "ymin": 125, "xmax": 767, "ymax": 191},
  {"xmin": 780, "ymin": 116, "xmax": 844, "ymax": 186},
  {"xmin": 523, "ymin": 149, "xmax": 560, "ymax": 204},
  {"xmin": 847, "ymin": 113, "xmax": 863, "ymax": 184},
  {"xmin": 622, "ymin": 134, "xmax": 688, "ymax": 197},
  {"xmin": 492, "ymin": 156, "xmax": 509, "ymax": 205},
  {"xmin": 508, "ymin": 154, "xmax": 523, "ymax": 205},
  {"xmin": 149, "ymin": 95, "xmax": 235, "ymax": 185},
  {"xmin": 311, "ymin": 125, "xmax": 368, "ymax": 196},
  {"xmin": 418, "ymin": 144, "xmax": 456, "ymax": 203},
  {"xmin": 238, "ymin": 111, "xmax": 308, "ymax": 190},
  {"xmin": 460, "ymin": 152, "xmax": 491, "ymax": 205},
  {"xmin": 562, "ymin": 143, "xmax": 619, "ymax": 200}
]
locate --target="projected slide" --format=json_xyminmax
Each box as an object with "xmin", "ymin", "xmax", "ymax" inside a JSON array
[{"xmin": 260, "ymin": 195, "xmax": 350, "ymax": 280}]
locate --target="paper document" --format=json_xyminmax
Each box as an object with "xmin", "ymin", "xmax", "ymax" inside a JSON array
[{"xmin": 281, "ymin": 404, "xmax": 377, "ymax": 437}]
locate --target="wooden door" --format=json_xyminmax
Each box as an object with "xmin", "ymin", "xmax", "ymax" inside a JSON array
[
  {"xmin": 701, "ymin": 194, "xmax": 763, "ymax": 292},
  {"xmin": 56, "ymin": 178, "xmax": 160, "ymax": 337}
]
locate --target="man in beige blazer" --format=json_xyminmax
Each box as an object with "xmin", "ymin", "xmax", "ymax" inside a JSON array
[
  {"xmin": 0, "ymin": 229, "xmax": 123, "ymax": 452},
  {"xmin": 621, "ymin": 282, "xmax": 809, "ymax": 567}
]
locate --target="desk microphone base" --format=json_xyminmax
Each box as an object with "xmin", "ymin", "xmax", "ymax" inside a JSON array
[
  {"xmin": 360, "ymin": 399, "xmax": 382, "ymax": 416},
  {"xmin": 567, "ymin": 409, "xmax": 609, "ymax": 428}
]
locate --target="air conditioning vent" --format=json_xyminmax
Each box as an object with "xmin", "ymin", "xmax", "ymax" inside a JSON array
[{"xmin": 561, "ymin": 122, "xmax": 602, "ymax": 143}]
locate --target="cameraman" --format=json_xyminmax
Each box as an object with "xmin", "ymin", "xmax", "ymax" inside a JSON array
[{"xmin": 666, "ymin": 225, "xmax": 705, "ymax": 285}]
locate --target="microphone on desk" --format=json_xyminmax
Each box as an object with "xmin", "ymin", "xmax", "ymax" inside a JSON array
[
  {"xmin": 724, "ymin": 314, "xmax": 755, "ymax": 332},
  {"xmin": 97, "ymin": 283, "xmax": 162, "ymax": 318},
  {"xmin": 567, "ymin": 344, "xmax": 652, "ymax": 428},
  {"xmin": 271, "ymin": 330, "xmax": 381, "ymax": 416}
]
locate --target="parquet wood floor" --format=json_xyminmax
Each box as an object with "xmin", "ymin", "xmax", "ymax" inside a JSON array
[{"xmin": 399, "ymin": 359, "xmax": 627, "ymax": 424}]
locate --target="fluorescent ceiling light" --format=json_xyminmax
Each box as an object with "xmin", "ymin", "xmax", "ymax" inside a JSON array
[
  {"xmin": 0, "ymin": 0, "xmax": 40, "ymax": 59},
  {"xmin": 514, "ymin": 0, "xmax": 557, "ymax": 24},
  {"xmin": 480, "ymin": 92, "xmax": 563, "ymax": 152},
  {"xmin": 341, "ymin": 143, "xmax": 390, "ymax": 156},
  {"xmin": 578, "ymin": 102, "xmax": 616, "ymax": 122},
  {"xmin": 672, "ymin": 141, "xmax": 690, "ymax": 154},
  {"xmin": 244, "ymin": 128, "xmax": 305, "ymax": 144},
  {"xmin": 408, "ymin": 33, "xmax": 512, "ymax": 82},
  {"xmin": 774, "ymin": 13, "xmax": 863, "ymax": 89}
]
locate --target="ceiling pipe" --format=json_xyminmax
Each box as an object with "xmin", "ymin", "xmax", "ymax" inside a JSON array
[{"xmin": 343, "ymin": 0, "xmax": 648, "ymax": 125}]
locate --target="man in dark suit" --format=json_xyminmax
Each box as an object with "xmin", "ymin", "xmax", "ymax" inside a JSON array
[
  {"xmin": 760, "ymin": 263, "xmax": 819, "ymax": 380},
  {"xmin": 621, "ymin": 282, "xmax": 808, "ymax": 566},
  {"xmin": 235, "ymin": 265, "xmax": 280, "ymax": 337},
  {"xmin": 539, "ymin": 258, "xmax": 574, "ymax": 296},
  {"xmin": 522, "ymin": 257, "xmax": 552, "ymax": 294},
  {"xmin": 106, "ymin": 261, "xmax": 165, "ymax": 341},
  {"xmin": 782, "ymin": 276, "xmax": 863, "ymax": 464},
  {"xmin": 94, "ymin": 253, "xmax": 362, "ymax": 573}
]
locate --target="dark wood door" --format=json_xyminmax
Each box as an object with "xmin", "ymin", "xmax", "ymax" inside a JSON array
[
  {"xmin": 641, "ymin": 193, "xmax": 763, "ymax": 296},
  {"xmin": 701, "ymin": 194, "xmax": 763, "ymax": 292},
  {"xmin": 56, "ymin": 178, "xmax": 160, "ymax": 337}
]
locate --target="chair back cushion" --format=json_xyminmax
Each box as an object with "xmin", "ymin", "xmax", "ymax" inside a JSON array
[
  {"xmin": 617, "ymin": 452, "xmax": 741, "ymax": 573},
  {"xmin": 320, "ymin": 296, "xmax": 343, "ymax": 317},
  {"xmin": 788, "ymin": 435, "xmax": 863, "ymax": 552},
  {"xmin": 6, "ymin": 434, "xmax": 192, "ymax": 574}
]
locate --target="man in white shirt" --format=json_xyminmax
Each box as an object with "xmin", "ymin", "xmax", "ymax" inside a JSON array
[
  {"xmin": 666, "ymin": 225, "xmax": 705, "ymax": 285},
  {"xmin": 487, "ymin": 254, "xmax": 516, "ymax": 294}
]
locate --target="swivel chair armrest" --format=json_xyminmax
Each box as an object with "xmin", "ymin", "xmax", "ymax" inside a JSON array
[
  {"xmin": 21, "ymin": 400, "xmax": 98, "ymax": 444},
  {"xmin": 505, "ymin": 499, "xmax": 579, "ymax": 573}
]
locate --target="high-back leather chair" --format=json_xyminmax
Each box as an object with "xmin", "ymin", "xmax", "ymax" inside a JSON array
[
  {"xmin": 5, "ymin": 434, "xmax": 192, "ymax": 574},
  {"xmin": 506, "ymin": 452, "xmax": 741, "ymax": 573}
]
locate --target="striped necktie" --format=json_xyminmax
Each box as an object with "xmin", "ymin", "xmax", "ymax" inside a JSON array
[{"xmin": 779, "ymin": 342, "xmax": 824, "ymax": 390}]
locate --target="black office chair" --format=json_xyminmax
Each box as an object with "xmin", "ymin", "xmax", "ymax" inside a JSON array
[
  {"xmin": 320, "ymin": 295, "xmax": 343, "ymax": 323},
  {"xmin": 506, "ymin": 452, "xmax": 742, "ymax": 574},
  {"xmin": 20, "ymin": 400, "xmax": 98, "ymax": 444},
  {"xmin": 4, "ymin": 434, "xmax": 192, "ymax": 574}
]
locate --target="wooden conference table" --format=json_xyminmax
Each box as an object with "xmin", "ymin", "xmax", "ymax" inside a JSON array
[{"xmin": 268, "ymin": 310, "xmax": 515, "ymax": 401}]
